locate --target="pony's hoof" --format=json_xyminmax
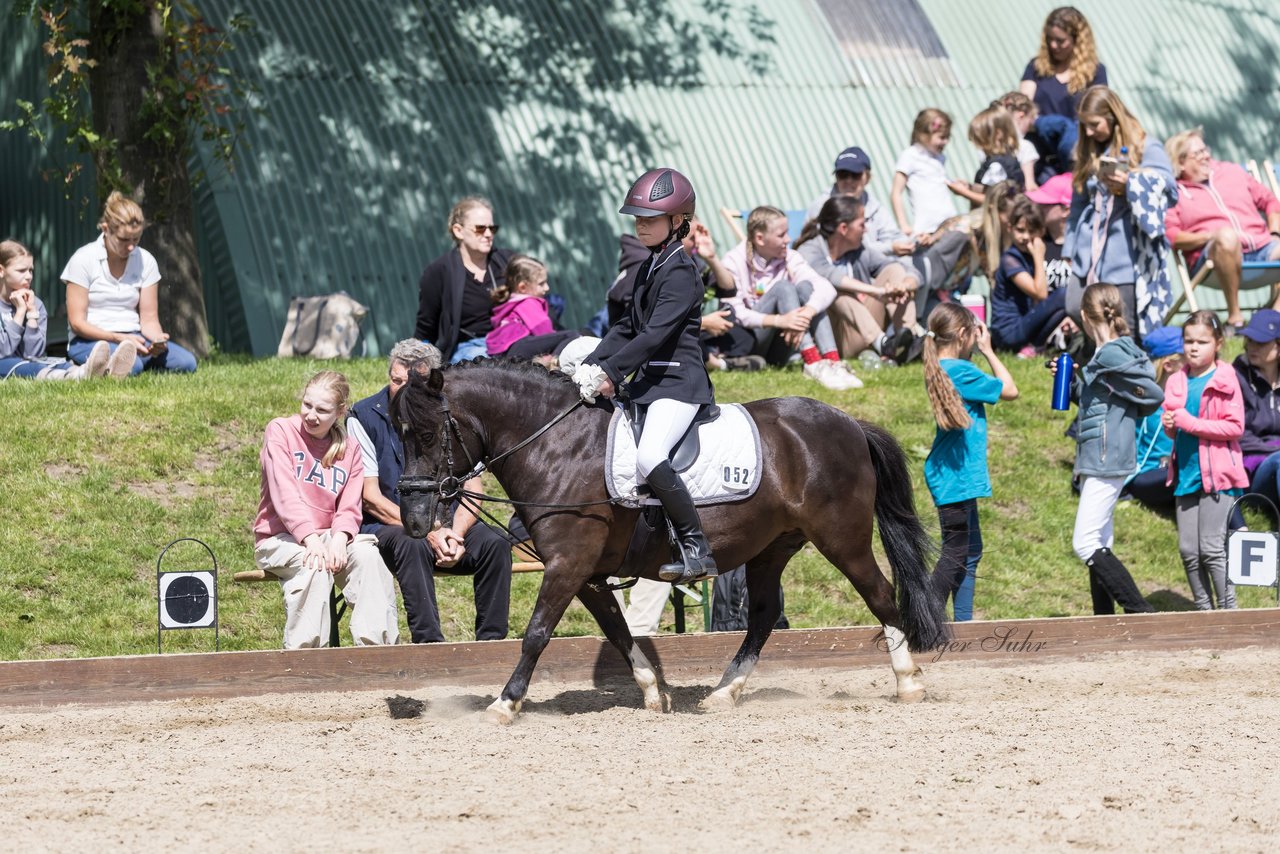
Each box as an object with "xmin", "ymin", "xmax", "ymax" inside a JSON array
[
  {"xmin": 699, "ymin": 689, "xmax": 739, "ymax": 712},
  {"xmin": 486, "ymin": 697, "xmax": 522, "ymax": 724},
  {"xmin": 895, "ymin": 686, "xmax": 927, "ymax": 704},
  {"xmin": 643, "ymin": 692, "xmax": 668, "ymax": 713}
]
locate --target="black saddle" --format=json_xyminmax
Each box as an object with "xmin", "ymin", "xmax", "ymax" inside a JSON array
[{"xmin": 630, "ymin": 402, "xmax": 721, "ymax": 473}]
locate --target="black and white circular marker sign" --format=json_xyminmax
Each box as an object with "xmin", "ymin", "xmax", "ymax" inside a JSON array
[{"xmin": 159, "ymin": 571, "xmax": 217, "ymax": 628}]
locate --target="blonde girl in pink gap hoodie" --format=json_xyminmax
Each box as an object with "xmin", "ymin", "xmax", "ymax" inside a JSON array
[
  {"xmin": 253, "ymin": 370, "xmax": 399, "ymax": 648},
  {"xmin": 1161, "ymin": 311, "xmax": 1248, "ymax": 610}
]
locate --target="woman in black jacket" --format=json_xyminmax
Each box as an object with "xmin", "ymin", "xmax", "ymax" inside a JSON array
[
  {"xmin": 414, "ymin": 196, "xmax": 514, "ymax": 363},
  {"xmin": 1234, "ymin": 310, "xmax": 1280, "ymax": 507},
  {"xmin": 575, "ymin": 168, "xmax": 718, "ymax": 584}
]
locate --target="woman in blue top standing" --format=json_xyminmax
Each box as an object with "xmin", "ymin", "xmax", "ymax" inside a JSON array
[
  {"xmin": 1019, "ymin": 6, "xmax": 1107, "ymax": 177},
  {"xmin": 1063, "ymin": 86, "xmax": 1177, "ymax": 344},
  {"xmin": 921, "ymin": 303, "xmax": 1018, "ymax": 620},
  {"xmin": 575, "ymin": 168, "xmax": 718, "ymax": 585}
]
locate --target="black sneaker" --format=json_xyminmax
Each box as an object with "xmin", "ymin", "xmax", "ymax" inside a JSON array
[{"xmin": 888, "ymin": 328, "xmax": 914, "ymax": 364}]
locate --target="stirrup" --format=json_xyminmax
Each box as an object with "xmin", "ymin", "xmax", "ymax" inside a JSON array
[{"xmin": 657, "ymin": 552, "xmax": 718, "ymax": 584}]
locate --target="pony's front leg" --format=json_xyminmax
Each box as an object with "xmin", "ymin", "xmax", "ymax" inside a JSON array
[
  {"xmin": 488, "ymin": 565, "xmax": 583, "ymax": 724},
  {"xmin": 576, "ymin": 579, "xmax": 666, "ymax": 712},
  {"xmin": 882, "ymin": 624, "xmax": 926, "ymax": 703}
]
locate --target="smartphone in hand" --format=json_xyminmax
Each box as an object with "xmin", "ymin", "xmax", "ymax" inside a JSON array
[{"xmin": 1098, "ymin": 156, "xmax": 1119, "ymax": 179}]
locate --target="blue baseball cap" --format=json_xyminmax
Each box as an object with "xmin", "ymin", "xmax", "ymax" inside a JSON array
[
  {"xmin": 833, "ymin": 146, "xmax": 871, "ymax": 174},
  {"xmin": 1142, "ymin": 325, "xmax": 1184, "ymax": 358},
  {"xmin": 1241, "ymin": 309, "xmax": 1280, "ymax": 343}
]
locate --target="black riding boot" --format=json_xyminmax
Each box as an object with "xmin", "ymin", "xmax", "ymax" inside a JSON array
[
  {"xmin": 646, "ymin": 461, "xmax": 719, "ymax": 583},
  {"xmin": 1086, "ymin": 548, "xmax": 1155, "ymax": 614}
]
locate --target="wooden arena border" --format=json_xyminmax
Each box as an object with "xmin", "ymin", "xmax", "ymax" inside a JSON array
[{"xmin": 3, "ymin": 609, "xmax": 1279, "ymax": 708}]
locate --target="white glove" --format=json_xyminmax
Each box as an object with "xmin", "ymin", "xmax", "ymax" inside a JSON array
[{"xmin": 572, "ymin": 362, "xmax": 608, "ymax": 402}]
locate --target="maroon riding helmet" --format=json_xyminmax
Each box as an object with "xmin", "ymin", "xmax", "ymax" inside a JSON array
[{"xmin": 619, "ymin": 168, "xmax": 697, "ymax": 218}]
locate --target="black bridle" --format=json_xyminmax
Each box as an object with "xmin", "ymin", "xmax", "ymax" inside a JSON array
[{"xmin": 396, "ymin": 393, "xmax": 629, "ymax": 560}]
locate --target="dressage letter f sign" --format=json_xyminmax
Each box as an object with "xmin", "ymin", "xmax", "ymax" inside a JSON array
[{"xmin": 1227, "ymin": 531, "xmax": 1278, "ymax": 587}]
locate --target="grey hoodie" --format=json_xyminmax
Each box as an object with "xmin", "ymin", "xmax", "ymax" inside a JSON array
[{"xmin": 1074, "ymin": 335, "xmax": 1164, "ymax": 478}]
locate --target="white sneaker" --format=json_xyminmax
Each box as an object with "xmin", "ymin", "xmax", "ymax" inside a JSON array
[
  {"xmin": 106, "ymin": 340, "xmax": 138, "ymax": 379},
  {"xmin": 83, "ymin": 341, "xmax": 111, "ymax": 378},
  {"xmin": 804, "ymin": 360, "xmax": 862, "ymax": 391},
  {"xmin": 825, "ymin": 359, "xmax": 864, "ymax": 389}
]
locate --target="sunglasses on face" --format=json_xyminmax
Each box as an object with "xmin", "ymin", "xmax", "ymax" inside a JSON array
[{"xmin": 471, "ymin": 224, "xmax": 499, "ymax": 236}]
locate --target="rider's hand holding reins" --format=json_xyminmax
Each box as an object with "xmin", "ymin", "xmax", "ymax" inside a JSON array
[{"xmin": 572, "ymin": 362, "xmax": 610, "ymax": 402}]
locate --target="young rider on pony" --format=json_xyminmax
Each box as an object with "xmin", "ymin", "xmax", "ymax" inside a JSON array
[{"xmin": 573, "ymin": 167, "xmax": 719, "ymax": 585}]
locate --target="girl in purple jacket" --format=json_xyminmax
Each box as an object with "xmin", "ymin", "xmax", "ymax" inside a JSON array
[{"xmin": 1162, "ymin": 311, "xmax": 1247, "ymax": 609}]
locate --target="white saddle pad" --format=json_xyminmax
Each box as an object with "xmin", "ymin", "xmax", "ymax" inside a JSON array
[{"xmin": 605, "ymin": 403, "xmax": 762, "ymax": 508}]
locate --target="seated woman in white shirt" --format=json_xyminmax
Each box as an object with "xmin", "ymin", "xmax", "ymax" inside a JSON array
[{"xmin": 61, "ymin": 191, "xmax": 197, "ymax": 375}]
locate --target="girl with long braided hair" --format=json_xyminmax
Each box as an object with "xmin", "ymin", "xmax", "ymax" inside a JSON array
[{"xmin": 922, "ymin": 303, "xmax": 1018, "ymax": 620}]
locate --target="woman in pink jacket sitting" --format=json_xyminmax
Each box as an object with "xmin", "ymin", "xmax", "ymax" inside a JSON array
[
  {"xmin": 253, "ymin": 370, "xmax": 399, "ymax": 648},
  {"xmin": 1161, "ymin": 311, "xmax": 1248, "ymax": 610}
]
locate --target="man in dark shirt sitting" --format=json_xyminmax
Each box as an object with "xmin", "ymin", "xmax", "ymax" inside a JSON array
[{"xmin": 347, "ymin": 339, "xmax": 512, "ymax": 641}]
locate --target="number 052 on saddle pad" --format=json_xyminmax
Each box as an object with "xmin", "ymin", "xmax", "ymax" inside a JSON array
[{"xmin": 604, "ymin": 404, "xmax": 761, "ymax": 508}]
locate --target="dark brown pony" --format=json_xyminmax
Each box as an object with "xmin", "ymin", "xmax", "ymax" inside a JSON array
[{"xmin": 394, "ymin": 360, "xmax": 947, "ymax": 722}]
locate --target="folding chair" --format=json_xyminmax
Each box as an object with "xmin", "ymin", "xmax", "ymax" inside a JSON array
[{"xmin": 1164, "ymin": 250, "xmax": 1280, "ymax": 322}]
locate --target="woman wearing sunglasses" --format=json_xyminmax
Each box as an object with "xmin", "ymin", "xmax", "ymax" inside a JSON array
[{"xmin": 414, "ymin": 196, "xmax": 517, "ymax": 363}]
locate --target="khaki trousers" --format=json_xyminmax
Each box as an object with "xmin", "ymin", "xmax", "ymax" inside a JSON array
[
  {"xmin": 255, "ymin": 531, "xmax": 400, "ymax": 648},
  {"xmin": 825, "ymin": 265, "xmax": 918, "ymax": 358}
]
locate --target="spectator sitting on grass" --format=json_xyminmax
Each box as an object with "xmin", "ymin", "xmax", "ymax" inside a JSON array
[
  {"xmin": 793, "ymin": 195, "xmax": 921, "ymax": 364},
  {"xmin": 415, "ymin": 196, "xmax": 515, "ymax": 364},
  {"xmin": 61, "ymin": 191, "xmax": 197, "ymax": 375},
  {"xmin": 806, "ymin": 145, "xmax": 971, "ymax": 323},
  {"xmin": 2, "ymin": 239, "xmax": 133, "ymax": 380},
  {"xmin": 720, "ymin": 205, "xmax": 862, "ymax": 390},
  {"xmin": 1232, "ymin": 310, "xmax": 1280, "ymax": 510}
]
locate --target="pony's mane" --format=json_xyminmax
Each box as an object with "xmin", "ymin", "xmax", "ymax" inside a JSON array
[{"xmin": 446, "ymin": 356, "xmax": 579, "ymax": 391}]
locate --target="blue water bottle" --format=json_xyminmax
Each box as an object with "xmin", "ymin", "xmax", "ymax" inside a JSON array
[{"xmin": 1052, "ymin": 353, "xmax": 1073, "ymax": 411}]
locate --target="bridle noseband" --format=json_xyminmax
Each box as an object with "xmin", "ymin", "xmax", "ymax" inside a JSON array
[{"xmin": 396, "ymin": 394, "xmax": 473, "ymax": 512}]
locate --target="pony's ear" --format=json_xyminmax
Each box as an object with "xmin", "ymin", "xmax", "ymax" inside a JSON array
[{"xmin": 426, "ymin": 367, "xmax": 444, "ymax": 393}]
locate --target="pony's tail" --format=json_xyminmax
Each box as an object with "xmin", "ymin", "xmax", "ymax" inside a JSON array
[{"xmin": 860, "ymin": 421, "xmax": 950, "ymax": 651}]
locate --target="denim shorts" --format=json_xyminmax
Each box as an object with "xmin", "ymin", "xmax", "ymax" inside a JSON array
[{"xmin": 1190, "ymin": 237, "xmax": 1280, "ymax": 274}]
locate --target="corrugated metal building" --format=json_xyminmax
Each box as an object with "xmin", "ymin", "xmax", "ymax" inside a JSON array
[{"xmin": 2, "ymin": 0, "xmax": 1277, "ymax": 354}]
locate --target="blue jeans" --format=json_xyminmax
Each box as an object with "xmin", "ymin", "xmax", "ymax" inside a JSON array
[
  {"xmin": 450, "ymin": 337, "xmax": 488, "ymax": 364},
  {"xmin": 951, "ymin": 503, "xmax": 983, "ymax": 622},
  {"xmin": 0, "ymin": 357, "xmax": 73, "ymax": 378},
  {"xmin": 991, "ymin": 287, "xmax": 1068, "ymax": 351},
  {"xmin": 68, "ymin": 336, "xmax": 197, "ymax": 375},
  {"xmin": 1248, "ymin": 451, "xmax": 1280, "ymax": 515},
  {"xmin": 749, "ymin": 280, "xmax": 839, "ymax": 363}
]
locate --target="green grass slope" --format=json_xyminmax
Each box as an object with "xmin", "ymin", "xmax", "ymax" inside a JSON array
[{"xmin": 1, "ymin": 348, "xmax": 1269, "ymax": 660}]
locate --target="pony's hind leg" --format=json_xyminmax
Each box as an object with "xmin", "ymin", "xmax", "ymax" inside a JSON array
[
  {"xmin": 701, "ymin": 549, "xmax": 792, "ymax": 711},
  {"xmin": 882, "ymin": 624, "xmax": 926, "ymax": 703},
  {"xmin": 811, "ymin": 532, "xmax": 927, "ymax": 703},
  {"xmin": 575, "ymin": 579, "xmax": 666, "ymax": 712}
]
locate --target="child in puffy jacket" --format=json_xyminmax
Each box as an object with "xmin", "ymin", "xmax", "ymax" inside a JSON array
[
  {"xmin": 1060, "ymin": 284, "xmax": 1161, "ymax": 614},
  {"xmin": 1162, "ymin": 310, "xmax": 1248, "ymax": 610},
  {"xmin": 486, "ymin": 255, "xmax": 578, "ymax": 361}
]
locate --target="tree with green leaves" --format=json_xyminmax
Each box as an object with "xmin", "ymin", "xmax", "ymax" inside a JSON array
[{"xmin": 4, "ymin": 1, "xmax": 251, "ymax": 357}]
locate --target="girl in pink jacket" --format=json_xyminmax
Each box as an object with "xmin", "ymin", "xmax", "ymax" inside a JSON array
[
  {"xmin": 1162, "ymin": 311, "xmax": 1247, "ymax": 609},
  {"xmin": 254, "ymin": 370, "xmax": 399, "ymax": 648}
]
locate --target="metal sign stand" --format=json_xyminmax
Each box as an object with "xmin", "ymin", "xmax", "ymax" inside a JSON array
[
  {"xmin": 1225, "ymin": 495, "xmax": 1280, "ymax": 603},
  {"xmin": 156, "ymin": 538, "xmax": 220, "ymax": 653}
]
